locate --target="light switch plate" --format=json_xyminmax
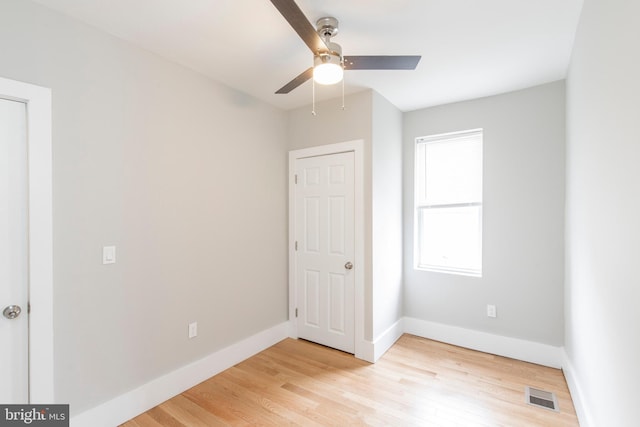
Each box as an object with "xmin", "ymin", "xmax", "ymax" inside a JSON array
[
  {"xmin": 103, "ymin": 246, "xmax": 116, "ymax": 264},
  {"xmin": 188, "ymin": 322, "xmax": 198, "ymax": 339},
  {"xmin": 487, "ymin": 304, "xmax": 497, "ymax": 318}
]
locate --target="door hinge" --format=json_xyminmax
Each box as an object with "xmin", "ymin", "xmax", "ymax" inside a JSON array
[
  {"xmin": 294, "ymin": 174, "xmax": 298, "ymax": 184},
  {"xmin": 27, "ymin": 302, "xmax": 31, "ymax": 314},
  {"xmin": 295, "ymin": 241, "xmax": 298, "ymax": 251},
  {"xmin": 295, "ymin": 308, "xmax": 298, "ymax": 318}
]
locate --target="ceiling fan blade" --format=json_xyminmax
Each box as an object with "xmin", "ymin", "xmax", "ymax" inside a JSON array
[
  {"xmin": 275, "ymin": 67, "xmax": 313, "ymax": 94},
  {"xmin": 270, "ymin": 0, "xmax": 328, "ymax": 53},
  {"xmin": 344, "ymin": 55, "xmax": 421, "ymax": 70}
]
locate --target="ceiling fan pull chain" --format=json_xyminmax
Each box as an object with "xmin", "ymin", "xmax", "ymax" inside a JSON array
[
  {"xmin": 341, "ymin": 75, "xmax": 345, "ymax": 110},
  {"xmin": 312, "ymin": 78, "xmax": 317, "ymax": 116}
]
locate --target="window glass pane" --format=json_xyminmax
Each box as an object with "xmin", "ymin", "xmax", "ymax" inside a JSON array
[
  {"xmin": 423, "ymin": 136, "xmax": 482, "ymax": 205},
  {"xmin": 415, "ymin": 142, "xmax": 427, "ymax": 204},
  {"xmin": 415, "ymin": 130, "xmax": 483, "ymax": 276},
  {"xmin": 418, "ymin": 206, "xmax": 482, "ymax": 273}
]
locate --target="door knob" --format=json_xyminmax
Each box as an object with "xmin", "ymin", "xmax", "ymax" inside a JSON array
[
  {"xmin": 345, "ymin": 261, "xmax": 353, "ymax": 270},
  {"xmin": 3, "ymin": 305, "xmax": 22, "ymax": 320}
]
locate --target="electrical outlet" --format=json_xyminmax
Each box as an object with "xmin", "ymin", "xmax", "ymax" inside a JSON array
[
  {"xmin": 188, "ymin": 322, "xmax": 198, "ymax": 338},
  {"xmin": 487, "ymin": 304, "xmax": 497, "ymax": 318}
]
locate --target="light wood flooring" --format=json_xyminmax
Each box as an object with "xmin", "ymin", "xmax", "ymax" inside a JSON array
[{"xmin": 121, "ymin": 334, "xmax": 579, "ymax": 426}]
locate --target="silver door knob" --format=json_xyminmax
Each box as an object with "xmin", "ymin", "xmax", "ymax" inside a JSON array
[
  {"xmin": 3, "ymin": 305, "xmax": 21, "ymax": 320},
  {"xmin": 345, "ymin": 261, "xmax": 353, "ymax": 270}
]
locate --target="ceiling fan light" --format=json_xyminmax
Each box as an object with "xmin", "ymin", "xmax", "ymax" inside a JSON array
[{"xmin": 313, "ymin": 54, "xmax": 343, "ymax": 85}]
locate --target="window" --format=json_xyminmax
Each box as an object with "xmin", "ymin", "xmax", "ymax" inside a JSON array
[{"xmin": 414, "ymin": 129, "xmax": 483, "ymax": 276}]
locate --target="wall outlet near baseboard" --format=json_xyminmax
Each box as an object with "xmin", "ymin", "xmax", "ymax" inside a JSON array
[
  {"xmin": 188, "ymin": 322, "xmax": 198, "ymax": 338},
  {"xmin": 487, "ymin": 304, "xmax": 497, "ymax": 318}
]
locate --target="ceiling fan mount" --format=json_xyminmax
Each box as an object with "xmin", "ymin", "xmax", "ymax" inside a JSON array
[
  {"xmin": 316, "ymin": 16, "xmax": 339, "ymax": 39},
  {"xmin": 270, "ymin": 0, "xmax": 421, "ymax": 94},
  {"xmin": 315, "ymin": 17, "xmax": 341, "ymax": 59}
]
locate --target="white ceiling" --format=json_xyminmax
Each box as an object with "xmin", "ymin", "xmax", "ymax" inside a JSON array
[{"xmin": 31, "ymin": 0, "xmax": 583, "ymax": 112}]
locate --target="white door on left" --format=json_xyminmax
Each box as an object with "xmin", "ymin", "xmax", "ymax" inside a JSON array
[
  {"xmin": 294, "ymin": 151, "xmax": 355, "ymax": 353},
  {"xmin": 0, "ymin": 97, "xmax": 29, "ymax": 403}
]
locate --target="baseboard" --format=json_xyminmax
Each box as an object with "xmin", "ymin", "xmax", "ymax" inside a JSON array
[
  {"xmin": 404, "ymin": 317, "xmax": 562, "ymax": 368},
  {"xmin": 372, "ymin": 319, "xmax": 404, "ymax": 362},
  {"xmin": 561, "ymin": 348, "xmax": 593, "ymax": 427},
  {"xmin": 353, "ymin": 320, "xmax": 404, "ymax": 363},
  {"xmin": 70, "ymin": 322, "xmax": 290, "ymax": 427}
]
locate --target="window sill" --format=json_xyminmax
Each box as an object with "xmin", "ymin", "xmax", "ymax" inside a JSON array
[{"xmin": 414, "ymin": 265, "xmax": 482, "ymax": 278}]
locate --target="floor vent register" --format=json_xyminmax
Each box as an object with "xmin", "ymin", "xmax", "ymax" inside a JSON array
[{"xmin": 525, "ymin": 386, "xmax": 559, "ymax": 412}]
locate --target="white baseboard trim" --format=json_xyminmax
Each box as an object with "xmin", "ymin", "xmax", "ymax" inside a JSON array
[
  {"xmin": 356, "ymin": 339, "xmax": 374, "ymax": 363},
  {"xmin": 355, "ymin": 320, "xmax": 404, "ymax": 363},
  {"xmin": 354, "ymin": 340, "xmax": 376, "ymax": 363},
  {"xmin": 70, "ymin": 322, "xmax": 290, "ymax": 427},
  {"xmin": 561, "ymin": 349, "xmax": 593, "ymax": 427},
  {"xmin": 404, "ymin": 317, "xmax": 562, "ymax": 368},
  {"xmin": 372, "ymin": 319, "xmax": 404, "ymax": 362}
]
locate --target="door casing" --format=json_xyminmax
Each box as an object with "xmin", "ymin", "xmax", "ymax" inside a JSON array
[
  {"xmin": 1, "ymin": 97, "xmax": 29, "ymax": 402},
  {"xmin": 288, "ymin": 140, "xmax": 366, "ymax": 360},
  {"xmin": 0, "ymin": 77, "xmax": 54, "ymax": 403}
]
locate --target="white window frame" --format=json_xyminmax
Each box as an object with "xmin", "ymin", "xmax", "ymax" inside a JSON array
[{"xmin": 414, "ymin": 129, "xmax": 483, "ymax": 277}]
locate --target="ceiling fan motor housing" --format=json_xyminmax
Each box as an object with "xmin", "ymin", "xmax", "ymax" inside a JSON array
[{"xmin": 314, "ymin": 51, "xmax": 342, "ymax": 68}]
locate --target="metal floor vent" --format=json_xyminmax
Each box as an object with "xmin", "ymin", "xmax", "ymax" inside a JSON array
[{"xmin": 525, "ymin": 386, "xmax": 559, "ymax": 412}]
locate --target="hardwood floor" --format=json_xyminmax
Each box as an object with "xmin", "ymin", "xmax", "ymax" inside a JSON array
[{"xmin": 121, "ymin": 334, "xmax": 579, "ymax": 426}]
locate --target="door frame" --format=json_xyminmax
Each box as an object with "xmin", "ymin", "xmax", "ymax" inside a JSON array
[
  {"xmin": 288, "ymin": 140, "xmax": 366, "ymax": 360},
  {"xmin": 0, "ymin": 77, "xmax": 54, "ymax": 403}
]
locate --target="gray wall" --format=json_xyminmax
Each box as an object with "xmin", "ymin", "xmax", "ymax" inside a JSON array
[
  {"xmin": 403, "ymin": 81, "xmax": 566, "ymax": 346},
  {"xmin": 371, "ymin": 92, "xmax": 403, "ymax": 339},
  {"xmin": 286, "ymin": 91, "xmax": 373, "ymax": 152},
  {"xmin": 0, "ymin": 0, "xmax": 288, "ymax": 414},
  {"xmin": 565, "ymin": 0, "xmax": 640, "ymax": 424}
]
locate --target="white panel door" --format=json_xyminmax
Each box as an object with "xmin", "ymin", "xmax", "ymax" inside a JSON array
[
  {"xmin": 0, "ymin": 98, "xmax": 29, "ymax": 403},
  {"xmin": 295, "ymin": 151, "xmax": 355, "ymax": 353}
]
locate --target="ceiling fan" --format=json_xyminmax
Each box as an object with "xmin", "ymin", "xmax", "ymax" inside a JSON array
[{"xmin": 270, "ymin": 0, "xmax": 421, "ymax": 94}]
